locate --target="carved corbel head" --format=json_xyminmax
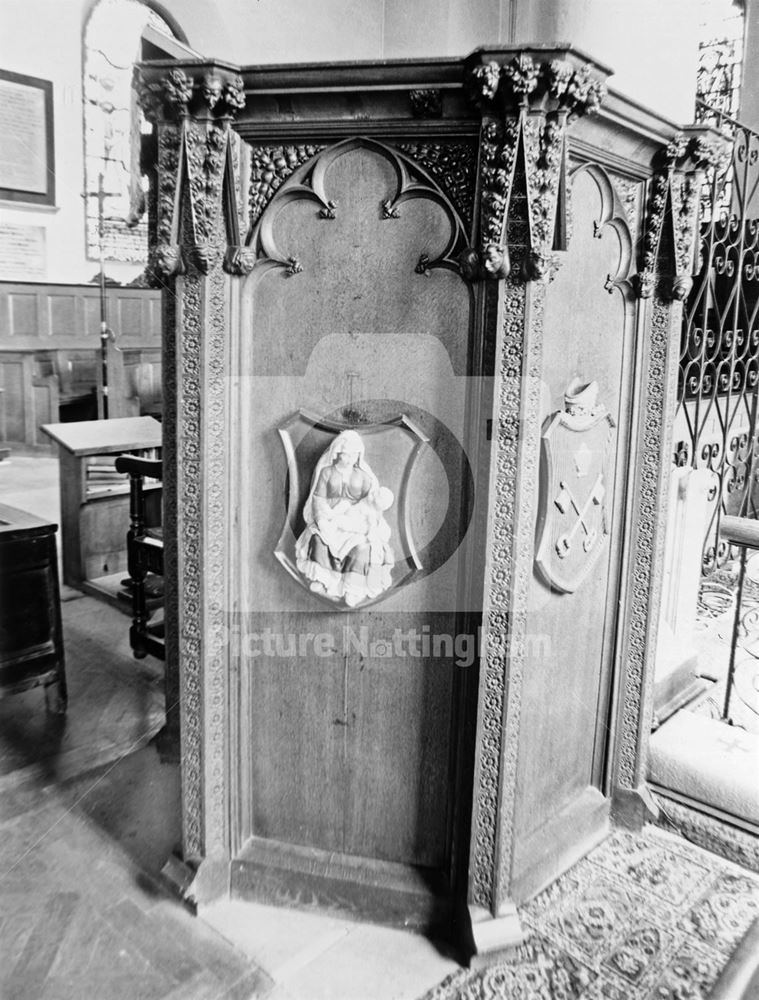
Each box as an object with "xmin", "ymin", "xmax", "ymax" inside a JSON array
[
  {"xmin": 521, "ymin": 250, "xmax": 560, "ymax": 283},
  {"xmin": 456, "ymin": 244, "xmax": 511, "ymax": 282},
  {"xmin": 151, "ymin": 243, "xmax": 185, "ymax": 280},
  {"xmin": 201, "ymin": 74, "xmax": 223, "ymax": 111},
  {"xmin": 483, "ymin": 242, "xmax": 511, "ymax": 280},
  {"xmin": 224, "ymin": 245, "xmax": 257, "ymax": 276}
]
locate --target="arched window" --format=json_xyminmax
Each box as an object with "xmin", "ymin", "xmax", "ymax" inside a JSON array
[
  {"xmin": 83, "ymin": 0, "xmax": 184, "ymax": 267},
  {"xmin": 696, "ymin": 0, "xmax": 745, "ymax": 119}
]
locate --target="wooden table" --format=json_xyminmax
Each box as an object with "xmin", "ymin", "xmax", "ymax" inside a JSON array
[
  {"xmin": 0, "ymin": 503, "xmax": 66, "ymax": 711},
  {"xmin": 41, "ymin": 416, "xmax": 162, "ymax": 605}
]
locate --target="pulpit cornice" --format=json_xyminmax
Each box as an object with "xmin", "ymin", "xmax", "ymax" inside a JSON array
[{"xmin": 134, "ymin": 60, "xmax": 245, "ymax": 124}]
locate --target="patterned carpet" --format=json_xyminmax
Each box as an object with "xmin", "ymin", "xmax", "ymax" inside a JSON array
[{"xmin": 422, "ymin": 826, "xmax": 759, "ymax": 1000}]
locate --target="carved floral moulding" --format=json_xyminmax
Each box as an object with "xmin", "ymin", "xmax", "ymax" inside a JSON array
[
  {"xmin": 134, "ymin": 62, "xmax": 246, "ymax": 124},
  {"xmin": 465, "ymin": 48, "xmax": 611, "ymax": 283},
  {"xmin": 249, "ymin": 145, "xmax": 326, "ymax": 226},
  {"xmin": 397, "ymin": 142, "xmax": 477, "ymax": 232},
  {"xmin": 636, "ymin": 123, "xmax": 732, "ymax": 301}
]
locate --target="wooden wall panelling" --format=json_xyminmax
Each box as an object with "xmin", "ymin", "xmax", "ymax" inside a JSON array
[
  {"xmin": 0, "ymin": 353, "xmax": 33, "ymax": 443},
  {"xmin": 463, "ymin": 49, "xmax": 617, "ymax": 947},
  {"xmin": 0, "ymin": 282, "xmax": 163, "ymax": 444},
  {"xmin": 137, "ymin": 58, "xmax": 486, "ymax": 920},
  {"xmin": 0, "ymin": 282, "xmax": 162, "ymax": 344},
  {"xmin": 0, "ymin": 351, "xmax": 58, "ymax": 447}
]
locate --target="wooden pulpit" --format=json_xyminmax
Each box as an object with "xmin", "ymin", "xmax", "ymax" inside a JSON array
[{"xmin": 136, "ymin": 48, "xmax": 719, "ymax": 954}]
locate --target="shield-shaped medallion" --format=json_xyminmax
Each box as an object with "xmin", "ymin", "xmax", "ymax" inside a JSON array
[
  {"xmin": 275, "ymin": 411, "xmax": 429, "ymax": 609},
  {"xmin": 535, "ymin": 381, "xmax": 616, "ymax": 594}
]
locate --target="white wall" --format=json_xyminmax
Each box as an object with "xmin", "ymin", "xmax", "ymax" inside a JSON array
[
  {"xmin": 740, "ymin": 0, "xmax": 759, "ymax": 132},
  {"xmin": 0, "ymin": 0, "xmax": 705, "ymax": 286},
  {"xmin": 0, "ymin": 0, "xmax": 143, "ymax": 284},
  {"xmin": 512, "ymin": 0, "xmax": 701, "ymax": 124},
  {"xmin": 163, "ymin": 0, "xmax": 698, "ymax": 123}
]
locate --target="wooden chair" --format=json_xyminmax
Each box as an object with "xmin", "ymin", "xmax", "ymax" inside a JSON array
[{"xmin": 114, "ymin": 454, "xmax": 165, "ymax": 660}]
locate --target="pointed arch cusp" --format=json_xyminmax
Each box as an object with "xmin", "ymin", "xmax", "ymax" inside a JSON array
[
  {"xmin": 570, "ymin": 162, "xmax": 635, "ymax": 292},
  {"xmin": 249, "ymin": 137, "xmax": 469, "ymax": 276}
]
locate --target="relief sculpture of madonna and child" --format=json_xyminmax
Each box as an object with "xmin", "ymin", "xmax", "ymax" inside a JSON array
[
  {"xmin": 276, "ymin": 414, "xmax": 432, "ymax": 610},
  {"xmin": 295, "ymin": 430, "xmax": 395, "ymax": 607}
]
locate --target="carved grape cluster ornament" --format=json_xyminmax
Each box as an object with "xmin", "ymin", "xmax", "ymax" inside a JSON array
[
  {"xmin": 466, "ymin": 52, "xmax": 608, "ymax": 283},
  {"xmin": 408, "ymin": 88, "xmax": 443, "ymax": 118},
  {"xmin": 249, "ymin": 145, "xmax": 325, "ymax": 225}
]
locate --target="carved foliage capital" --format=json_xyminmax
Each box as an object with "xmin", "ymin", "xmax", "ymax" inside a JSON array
[
  {"xmin": 637, "ymin": 128, "xmax": 727, "ymax": 300},
  {"xmin": 134, "ymin": 64, "xmax": 245, "ymax": 124},
  {"xmin": 474, "ymin": 111, "xmax": 565, "ymax": 283},
  {"xmin": 468, "ymin": 51, "xmax": 607, "ymax": 284},
  {"xmin": 467, "ymin": 52, "xmax": 607, "ymax": 120},
  {"xmin": 147, "ymin": 117, "xmax": 249, "ymax": 281}
]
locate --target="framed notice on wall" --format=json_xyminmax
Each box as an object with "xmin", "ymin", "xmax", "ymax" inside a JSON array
[{"xmin": 0, "ymin": 69, "xmax": 55, "ymax": 206}]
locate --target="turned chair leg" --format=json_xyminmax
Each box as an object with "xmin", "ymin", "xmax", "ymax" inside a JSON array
[{"xmin": 44, "ymin": 677, "xmax": 68, "ymax": 715}]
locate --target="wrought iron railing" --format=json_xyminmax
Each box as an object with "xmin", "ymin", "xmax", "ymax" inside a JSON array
[
  {"xmin": 675, "ymin": 103, "xmax": 759, "ymax": 574},
  {"xmin": 718, "ymin": 516, "xmax": 759, "ymax": 727}
]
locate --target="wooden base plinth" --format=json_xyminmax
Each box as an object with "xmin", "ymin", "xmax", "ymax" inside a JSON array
[
  {"xmin": 466, "ymin": 902, "xmax": 524, "ymax": 967},
  {"xmin": 161, "ymin": 853, "xmax": 230, "ymax": 911},
  {"xmin": 511, "ymin": 787, "xmax": 611, "ymax": 902},
  {"xmin": 653, "ymin": 640, "xmax": 707, "ymax": 728},
  {"xmin": 230, "ymin": 838, "xmax": 452, "ymax": 936},
  {"xmin": 611, "ymin": 783, "xmax": 661, "ymax": 829}
]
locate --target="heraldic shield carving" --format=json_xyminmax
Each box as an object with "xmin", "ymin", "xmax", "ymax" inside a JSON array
[
  {"xmin": 275, "ymin": 411, "xmax": 429, "ymax": 609},
  {"xmin": 535, "ymin": 380, "xmax": 616, "ymax": 594}
]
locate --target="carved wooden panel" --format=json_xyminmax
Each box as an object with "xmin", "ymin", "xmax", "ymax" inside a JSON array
[
  {"xmin": 230, "ymin": 139, "xmax": 474, "ymax": 868},
  {"xmin": 138, "ymin": 51, "xmax": 700, "ymax": 940},
  {"xmin": 511, "ymin": 165, "xmax": 637, "ymax": 899}
]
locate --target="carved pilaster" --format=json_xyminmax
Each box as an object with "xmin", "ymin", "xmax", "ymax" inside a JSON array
[
  {"xmin": 135, "ymin": 60, "xmax": 247, "ymax": 868},
  {"xmin": 466, "ymin": 49, "xmax": 609, "ymax": 281},
  {"xmin": 611, "ymin": 124, "xmax": 730, "ymax": 823},
  {"xmin": 463, "ymin": 51, "xmax": 610, "ymax": 945}
]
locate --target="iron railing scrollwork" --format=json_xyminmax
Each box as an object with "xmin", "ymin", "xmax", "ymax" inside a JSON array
[{"xmin": 675, "ymin": 103, "xmax": 759, "ymax": 574}]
